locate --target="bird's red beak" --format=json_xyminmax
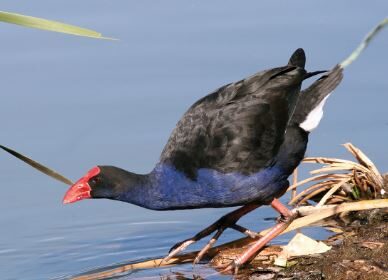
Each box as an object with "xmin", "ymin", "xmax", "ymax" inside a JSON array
[
  {"xmin": 63, "ymin": 167, "xmax": 100, "ymax": 204},
  {"xmin": 63, "ymin": 179, "xmax": 91, "ymax": 204}
]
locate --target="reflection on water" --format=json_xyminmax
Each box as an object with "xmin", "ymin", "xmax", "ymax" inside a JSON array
[
  {"xmin": 1, "ymin": 1, "xmax": 387, "ymax": 279},
  {"xmin": 66, "ymin": 262, "xmax": 225, "ymax": 280}
]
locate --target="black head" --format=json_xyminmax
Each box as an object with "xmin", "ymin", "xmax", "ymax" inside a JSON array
[{"xmin": 63, "ymin": 166, "xmax": 142, "ymax": 204}]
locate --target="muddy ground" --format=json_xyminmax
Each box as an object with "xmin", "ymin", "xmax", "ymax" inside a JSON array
[{"xmin": 211, "ymin": 208, "xmax": 387, "ymax": 280}]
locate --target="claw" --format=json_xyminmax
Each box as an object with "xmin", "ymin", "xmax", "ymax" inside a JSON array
[{"xmin": 217, "ymin": 260, "xmax": 240, "ymax": 275}]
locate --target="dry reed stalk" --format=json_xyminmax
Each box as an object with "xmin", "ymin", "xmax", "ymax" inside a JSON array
[{"xmin": 287, "ymin": 143, "xmax": 386, "ymax": 206}]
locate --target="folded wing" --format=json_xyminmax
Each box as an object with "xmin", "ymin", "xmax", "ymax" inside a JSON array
[{"xmin": 160, "ymin": 49, "xmax": 310, "ymax": 179}]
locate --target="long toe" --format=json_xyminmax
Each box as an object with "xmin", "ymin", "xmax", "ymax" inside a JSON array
[
  {"xmin": 163, "ymin": 239, "xmax": 195, "ymax": 262},
  {"xmin": 168, "ymin": 239, "xmax": 191, "ymax": 253},
  {"xmin": 193, "ymin": 228, "xmax": 225, "ymax": 264}
]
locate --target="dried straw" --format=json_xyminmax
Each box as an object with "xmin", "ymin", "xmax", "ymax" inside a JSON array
[{"xmin": 287, "ymin": 143, "xmax": 386, "ymax": 206}]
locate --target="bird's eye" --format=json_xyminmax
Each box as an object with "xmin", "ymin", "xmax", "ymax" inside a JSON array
[{"xmin": 90, "ymin": 177, "xmax": 99, "ymax": 184}]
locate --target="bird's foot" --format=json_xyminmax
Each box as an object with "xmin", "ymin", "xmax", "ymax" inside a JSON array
[
  {"xmin": 164, "ymin": 222, "xmax": 259, "ymax": 265},
  {"xmin": 162, "ymin": 204, "xmax": 261, "ymax": 264},
  {"xmin": 215, "ymin": 199, "xmax": 297, "ymax": 275}
]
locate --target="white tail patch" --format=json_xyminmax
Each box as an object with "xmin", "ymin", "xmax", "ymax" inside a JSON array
[{"xmin": 299, "ymin": 95, "xmax": 331, "ymax": 132}]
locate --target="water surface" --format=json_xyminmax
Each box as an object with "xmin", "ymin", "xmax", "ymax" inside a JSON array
[{"xmin": 0, "ymin": 1, "xmax": 387, "ymax": 279}]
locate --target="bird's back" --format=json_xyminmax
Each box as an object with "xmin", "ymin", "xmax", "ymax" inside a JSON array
[{"xmin": 160, "ymin": 49, "xmax": 308, "ymax": 180}]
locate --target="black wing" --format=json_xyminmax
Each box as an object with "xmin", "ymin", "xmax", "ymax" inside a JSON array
[{"xmin": 160, "ymin": 49, "xmax": 309, "ymax": 179}]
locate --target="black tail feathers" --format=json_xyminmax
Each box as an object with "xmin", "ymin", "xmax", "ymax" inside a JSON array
[
  {"xmin": 288, "ymin": 48, "xmax": 306, "ymax": 68},
  {"xmin": 304, "ymin": 70, "xmax": 328, "ymax": 80}
]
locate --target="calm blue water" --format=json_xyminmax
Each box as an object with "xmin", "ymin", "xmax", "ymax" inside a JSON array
[{"xmin": 0, "ymin": 1, "xmax": 387, "ymax": 279}]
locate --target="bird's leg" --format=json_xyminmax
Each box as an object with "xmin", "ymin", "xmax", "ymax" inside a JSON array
[
  {"xmin": 221, "ymin": 198, "xmax": 296, "ymax": 274},
  {"xmin": 192, "ymin": 224, "xmax": 261, "ymax": 264},
  {"xmin": 163, "ymin": 203, "xmax": 261, "ymax": 263},
  {"xmin": 194, "ymin": 228, "xmax": 225, "ymax": 264}
]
